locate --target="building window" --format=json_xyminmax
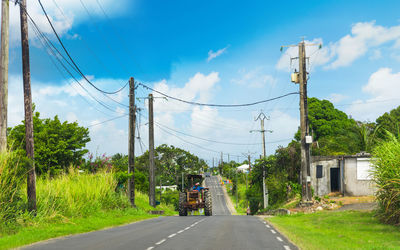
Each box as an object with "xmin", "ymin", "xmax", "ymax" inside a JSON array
[
  {"xmin": 316, "ymin": 165, "xmax": 323, "ymax": 178},
  {"xmin": 357, "ymin": 158, "xmax": 372, "ymax": 180}
]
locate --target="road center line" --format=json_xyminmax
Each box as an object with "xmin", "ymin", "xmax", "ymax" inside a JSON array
[
  {"xmin": 271, "ymin": 229, "xmax": 276, "ymax": 234},
  {"xmin": 185, "ymin": 227, "xmax": 190, "ymax": 230},
  {"xmin": 155, "ymin": 239, "xmax": 166, "ymax": 245},
  {"xmin": 276, "ymin": 236, "xmax": 283, "ymax": 242},
  {"xmin": 146, "ymin": 247, "xmax": 154, "ymax": 250},
  {"xmin": 177, "ymin": 230, "xmax": 184, "ymax": 234},
  {"xmin": 266, "ymin": 225, "xmax": 270, "ymax": 228},
  {"xmin": 168, "ymin": 233, "xmax": 177, "ymax": 238},
  {"xmin": 284, "ymin": 245, "xmax": 291, "ymax": 250}
]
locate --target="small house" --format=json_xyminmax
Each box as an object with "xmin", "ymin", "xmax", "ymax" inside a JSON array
[{"xmin": 311, "ymin": 153, "xmax": 376, "ymax": 196}]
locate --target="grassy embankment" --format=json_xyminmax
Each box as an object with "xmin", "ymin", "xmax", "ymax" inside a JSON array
[
  {"xmin": 223, "ymin": 178, "xmax": 247, "ymax": 215},
  {"xmin": 0, "ymin": 154, "xmax": 176, "ymax": 250},
  {"xmin": 266, "ymin": 211, "xmax": 400, "ymax": 249}
]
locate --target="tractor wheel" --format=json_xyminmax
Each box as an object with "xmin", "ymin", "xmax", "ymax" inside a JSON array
[
  {"xmin": 204, "ymin": 190, "xmax": 212, "ymax": 216},
  {"xmin": 179, "ymin": 192, "xmax": 188, "ymax": 216}
]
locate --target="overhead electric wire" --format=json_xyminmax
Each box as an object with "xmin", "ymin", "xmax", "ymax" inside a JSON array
[
  {"xmin": 138, "ymin": 82, "xmax": 299, "ymax": 107},
  {"xmin": 29, "ymin": 18, "xmax": 119, "ymax": 117},
  {"xmin": 25, "ymin": 12, "xmax": 127, "ymax": 116},
  {"xmin": 37, "ymin": 0, "xmax": 128, "ymax": 95},
  {"xmin": 155, "ymin": 123, "xmax": 243, "ymax": 158},
  {"xmin": 87, "ymin": 114, "xmax": 128, "ymax": 128}
]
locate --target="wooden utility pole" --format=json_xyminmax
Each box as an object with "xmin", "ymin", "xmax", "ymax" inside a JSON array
[
  {"xmin": 298, "ymin": 41, "xmax": 312, "ymax": 202},
  {"xmin": 128, "ymin": 77, "xmax": 136, "ymax": 207},
  {"xmin": 252, "ymin": 112, "xmax": 272, "ymax": 209},
  {"xmin": 0, "ymin": 0, "xmax": 9, "ymax": 152},
  {"xmin": 20, "ymin": 0, "xmax": 36, "ymax": 212},
  {"xmin": 282, "ymin": 39, "xmax": 321, "ymax": 203},
  {"xmin": 148, "ymin": 93, "xmax": 156, "ymax": 207}
]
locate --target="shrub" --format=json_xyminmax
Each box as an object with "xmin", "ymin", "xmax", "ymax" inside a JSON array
[{"xmin": 372, "ymin": 135, "xmax": 400, "ymax": 225}]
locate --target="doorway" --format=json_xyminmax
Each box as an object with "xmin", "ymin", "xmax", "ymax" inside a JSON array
[{"xmin": 330, "ymin": 168, "xmax": 340, "ymax": 192}]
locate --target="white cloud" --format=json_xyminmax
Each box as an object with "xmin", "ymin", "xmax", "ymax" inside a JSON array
[
  {"xmin": 6, "ymin": 0, "xmax": 129, "ymax": 44},
  {"xmin": 327, "ymin": 21, "xmax": 400, "ymax": 69},
  {"xmin": 347, "ymin": 68, "xmax": 400, "ymax": 121},
  {"xmin": 328, "ymin": 93, "xmax": 348, "ymax": 104},
  {"xmin": 207, "ymin": 45, "xmax": 229, "ymax": 62},
  {"xmin": 231, "ymin": 66, "xmax": 276, "ymax": 88},
  {"xmin": 277, "ymin": 22, "xmax": 400, "ymax": 71}
]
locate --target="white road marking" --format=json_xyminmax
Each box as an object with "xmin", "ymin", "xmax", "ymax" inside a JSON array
[
  {"xmin": 177, "ymin": 230, "xmax": 184, "ymax": 234},
  {"xmin": 284, "ymin": 245, "xmax": 291, "ymax": 250},
  {"xmin": 271, "ymin": 229, "xmax": 276, "ymax": 234},
  {"xmin": 276, "ymin": 236, "xmax": 283, "ymax": 242},
  {"xmin": 266, "ymin": 225, "xmax": 270, "ymax": 228},
  {"xmin": 155, "ymin": 239, "xmax": 166, "ymax": 245},
  {"xmin": 263, "ymin": 221, "xmax": 266, "ymax": 224},
  {"xmin": 168, "ymin": 233, "xmax": 177, "ymax": 238},
  {"xmin": 146, "ymin": 247, "xmax": 154, "ymax": 250}
]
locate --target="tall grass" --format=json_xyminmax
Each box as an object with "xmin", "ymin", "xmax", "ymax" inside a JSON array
[
  {"xmin": 372, "ymin": 133, "xmax": 400, "ymax": 225},
  {"xmin": 0, "ymin": 151, "xmax": 26, "ymax": 227},
  {"xmin": 33, "ymin": 168, "xmax": 131, "ymax": 221}
]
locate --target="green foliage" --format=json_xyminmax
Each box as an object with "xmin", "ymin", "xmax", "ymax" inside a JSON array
[
  {"xmin": 372, "ymin": 132, "xmax": 400, "ymax": 225},
  {"xmin": 0, "ymin": 152, "xmax": 27, "ymax": 228},
  {"xmin": 7, "ymin": 110, "xmax": 90, "ymax": 175},
  {"xmin": 376, "ymin": 105, "xmax": 400, "ymax": 138}
]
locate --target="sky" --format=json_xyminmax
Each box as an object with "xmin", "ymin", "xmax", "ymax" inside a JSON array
[{"xmin": 5, "ymin": 0, "xmax": 400, "ymax": 165}]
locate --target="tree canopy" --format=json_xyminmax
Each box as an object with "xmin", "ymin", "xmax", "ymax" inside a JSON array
[{"xmin": 8, "ymin": 110, "xmax": 90, "ymax": 175}]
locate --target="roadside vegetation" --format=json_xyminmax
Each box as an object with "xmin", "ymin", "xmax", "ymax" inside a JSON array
[
  {"xmin": 0, "ymin": 108, "xmax": 209, "ymax": 249},
  {"xmin": 372, "ymin": 132, "xmax": 400, "ymax": 225},
  {"xmin": 266, "ymin": 211, "xmax": 400, "ymax": 250}
]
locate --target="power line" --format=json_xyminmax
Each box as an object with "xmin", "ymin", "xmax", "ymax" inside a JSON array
[
  {"xmin": 25, "ymin": 8, "xmax": 126, "ymax": 115},
  {"xmin": 87, "ymin": 114, "xmax": 128, "ymax": 128},
  {"xmin": 154, "ymin": 120, "xmax": 290, "ymax": 146},
  {"xmin": 138, "ymin": 82, "xmax": 299, "ymax": 107},
  {"xmin": 37, "ymin": 0, "xmax": 128, "ymax": 95}
]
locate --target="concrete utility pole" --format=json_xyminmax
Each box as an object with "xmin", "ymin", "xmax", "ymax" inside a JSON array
[
  {"xmin": 20, "ymin": 0, "xmax": 36, "ymax": 212},
  {"xmin": 0, "ymin": 0, "xmax": 9, "ymax": 152},
  {"xmin": 128, "ymin": 77, "xmax": 136, "ymax": 207},
  {"xmin": 252, "ymin": 112, "xmax": 272, "ymax": 209},
  {"xmin": 282, "ymin": 39, "xmax": 321, "ymax": 203},
  {"xmin": 148, "ymin": 93, "xmax": 156, "ymax": 207}
]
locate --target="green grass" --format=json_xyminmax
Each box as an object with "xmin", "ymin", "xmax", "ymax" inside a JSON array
[
  {"xmin": 0, "ymin": 208, "xmax": 158, "ymax": 250},
  {"xmin": 0, "ymin": 167, "xmax": 177, "ymax": 249},
  {"xmin": 266, "ymin": 211, "xmax": 400, "ymax": 250},
  {"xmin": 224, "ymin": 180, "xmax": 247, "ymax": 215}
]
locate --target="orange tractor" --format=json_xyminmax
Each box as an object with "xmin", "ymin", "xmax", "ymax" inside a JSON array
[{"xmin": 179, "ymin": 174, "xmax": 212, "ymax": 216}]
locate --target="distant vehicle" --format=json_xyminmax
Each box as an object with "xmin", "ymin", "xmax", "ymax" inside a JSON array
[{"xmin": 204, "ymin": 172, "xmax": 211, "ymax": 177}]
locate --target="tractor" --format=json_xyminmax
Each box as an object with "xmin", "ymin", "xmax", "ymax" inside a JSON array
[{"xmin": 179, "ymin": 174, "xmax": 212, "ymax": 216}]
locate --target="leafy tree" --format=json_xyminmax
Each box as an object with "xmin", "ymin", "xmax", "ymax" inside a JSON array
[
  {"xmin": 376, "ymin": 105, "xmax": 400, "ymax": 138},
  {"xmin": 8, "ymin": 109, "xmax": 90, "ymax": 175}
]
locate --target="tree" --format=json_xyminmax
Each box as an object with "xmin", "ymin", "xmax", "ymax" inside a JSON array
[
  {"xmin": 376, "ymin": 105, "xmax": 400, "ymax": 138},
  {"xmin": 8, "ymin": 109, "xmax": 90, "ymax": 175}
]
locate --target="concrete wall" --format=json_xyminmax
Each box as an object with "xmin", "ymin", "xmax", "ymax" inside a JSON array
[
  {"xmin": 310, "ymin": 158, "xmax": 338, "ymax": 196},
  {"xmin": 343, "ymin": 158, "xmax": 376, "ymax": 196},
  {"xmin": 311, "ymin": 156, "xmax": 376, "ymax": 196}
]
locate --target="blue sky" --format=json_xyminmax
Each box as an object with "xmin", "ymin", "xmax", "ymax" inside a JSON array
[{"xmin": 6, "ymin": 0, "xmax": 400, "ymax": 164}]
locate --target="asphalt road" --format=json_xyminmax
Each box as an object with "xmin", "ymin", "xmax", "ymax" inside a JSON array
[{"xmin": 24, "ymin": 176, "xmax": 297, "ymax": 250}]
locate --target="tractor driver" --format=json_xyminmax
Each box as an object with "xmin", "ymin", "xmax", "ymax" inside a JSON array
[{"xmin": 192, "ymin": 182, "xmax": 204, "ymax": 192}]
